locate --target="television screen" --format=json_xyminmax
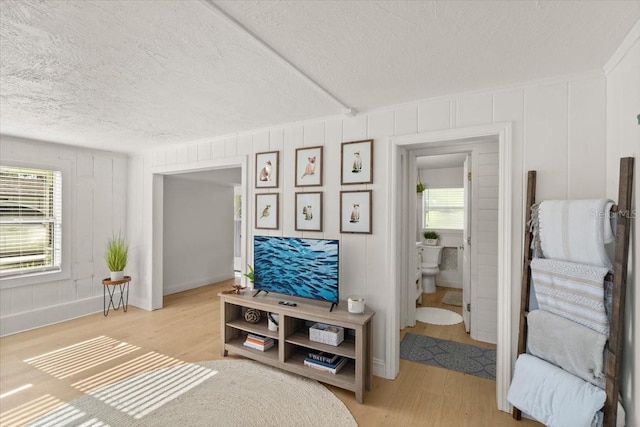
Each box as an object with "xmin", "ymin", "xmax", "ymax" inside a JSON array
[{"xmin": 253, "ymin": 236, "xmax": 339, "ymax": 304}]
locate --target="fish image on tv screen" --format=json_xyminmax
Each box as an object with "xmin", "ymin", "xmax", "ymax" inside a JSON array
[{"xmin": 253, "ymin": 236, "xmax": 339, "ymax": 304}]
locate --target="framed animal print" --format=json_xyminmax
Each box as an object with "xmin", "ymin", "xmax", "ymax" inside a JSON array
[
  {"xmin": 295, "ymin": 146, "xmax": 323, "ymax": 187},
  {"xmin": 341, "ymin": 139, "xmax": 373, "ymax": 185},
  {"xmin": 255, "ymin": 151, "xmax": 279, "ymax": 188},
  {"xmin": 255, "ymin": 193, "xmax": 279, "ymax": 230},
  {"xmin": 340, "ymin": 190, "xmax": 372, "ymax": 234},
  {"xmin": 295, "ymin": 192, "xmax": 322, "ymax": 232}
]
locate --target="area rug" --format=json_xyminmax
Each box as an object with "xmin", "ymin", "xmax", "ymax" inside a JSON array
[
  {"xmin": 26, "ymin": 359, "xmax": 357, "ymax": 426},
  {"xmin": 442, "ymin": 291, "xmax": 463, "ymax": 307},
  {"xmin": 415, "ymin": 307, "xmax": 463, "ymax": 325},
  {"xmin": 400, "ymin": 333, "xmax": 496, "ymax": 380}
]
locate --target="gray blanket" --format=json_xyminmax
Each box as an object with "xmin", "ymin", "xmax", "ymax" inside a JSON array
[{"xmin": 527, "ymin": 309, "xmax": 606, "ymax": 388}]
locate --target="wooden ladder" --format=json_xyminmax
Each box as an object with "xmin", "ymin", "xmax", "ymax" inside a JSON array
[{"xmin": 512, "ymin": 157, "xmax": 634, "ymax": 427}]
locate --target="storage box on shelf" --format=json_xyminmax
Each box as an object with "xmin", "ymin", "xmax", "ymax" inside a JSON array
[
  {"xmin": 309, "ymin": 323, "xmax": 344, "ymax": 346},
  {"xmin": 219, "ymin": 291, "xmax": 374, "ymax": 403}
]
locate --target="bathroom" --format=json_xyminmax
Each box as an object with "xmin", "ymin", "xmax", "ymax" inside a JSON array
[{"xmin": 414, "ymin": 153, "xmax": 468, "ymax": 330}]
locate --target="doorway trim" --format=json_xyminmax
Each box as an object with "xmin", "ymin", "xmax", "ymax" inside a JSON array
[
  {"xmin": 149, "ymin": 155, "xmax": 248, "ymax": 310},
  {"xmin": 387, "ymin": 122, "xmax": 513, "ymax": 412}
]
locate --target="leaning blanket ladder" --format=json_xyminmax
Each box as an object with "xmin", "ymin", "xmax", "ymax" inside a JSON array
[{"xmin": 512, "ymin": 157, "xmax": 634, "ymax": 427}]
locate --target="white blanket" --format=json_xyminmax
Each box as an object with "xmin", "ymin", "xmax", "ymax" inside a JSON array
[
  {"xmin": 537, "ymin": 199, "xmax": 614, "ymax": 269},
  {"xmin": 531, "ymin": 258, "xmax": 609, "ymax": 335},
  {"xmin": 508, "ymin": 354, "xmax": 606, "ymax": 427}
]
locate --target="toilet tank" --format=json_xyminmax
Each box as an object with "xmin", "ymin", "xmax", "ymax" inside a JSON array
[{"xmin": 422, "ymin": 245, "xmax": 443, "ymax": 265}]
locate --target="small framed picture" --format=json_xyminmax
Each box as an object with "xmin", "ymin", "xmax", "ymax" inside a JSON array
[
  {"xmin": 255, "ymin": 193, "xmax": 279, "ymax": 230},
  {"xmin": 255, "ymin": 151, "xmax": 279, "ymax": 188},
  {"xmin": 295, "ymin": 192, "xmax": 322, "ymax": 232},
  {"xmin": 340, "ymin": 190, "xmax": 372, "ymax": 234},
  {"xmin": 295, "ymin": 146, "xmax": 323, "ymax": 187},
  {"xmin": 341, "ymin": 139, "xmax": 373, "ymax": 185}
]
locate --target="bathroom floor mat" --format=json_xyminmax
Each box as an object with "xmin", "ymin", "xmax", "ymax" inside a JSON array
[
  {"xmin": 415, "ymin": 307, "xmax": 462, "ymax": 325},
  {"xmin": 442, "ymin": 291, "xmax": 463, "ymax": 307},
  {"xmin": 400, "ymin": 333, "xmax": 496, "ymax": 380}
]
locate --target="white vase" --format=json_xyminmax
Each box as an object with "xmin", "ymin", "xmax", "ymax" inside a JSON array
[{"xmin": 110, "ymin": 271, "xmax": 124, "ymax": 281}]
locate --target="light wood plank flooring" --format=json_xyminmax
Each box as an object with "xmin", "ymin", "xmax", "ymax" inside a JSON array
[{"xmin": 0, "ymin": 281, "xmax": 539, "ymax": 426}]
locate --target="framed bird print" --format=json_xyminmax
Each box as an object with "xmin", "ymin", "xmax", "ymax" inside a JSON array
[
  {"xmin": 341, "ymin": 139, "xmax": 373, "ymax": 185},
  {"xmin": 295, "ymin": 192, "xmax": 322, "ymax": 232},
  {"xmin": 255, "ymin": 193, "xmax": 279, "ymax": 230},
  {"xmin": 255, "ymin": 151, "xmax": 279, "ymax": 188},
  {"xmin": 295, "ymin": 146, "xmax": 323, "ymax": 187}
]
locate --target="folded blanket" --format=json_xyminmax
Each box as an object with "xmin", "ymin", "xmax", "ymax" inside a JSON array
[
  {"xmin": 508, "ymin": 354, "xmax": 606, "ymax": 427},
  {"xmin": 534, "ymin": 199, "xmax": 614, "ymax": 269},
  {"xmin": 531, "ymin": 258, "xmax": 609, "ymax": 335},
  {"xmin": 527, "ymin": 310, "xmax": 606, "ymax": 388}
]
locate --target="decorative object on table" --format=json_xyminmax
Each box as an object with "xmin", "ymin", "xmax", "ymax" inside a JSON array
[
  {"xmin": 295, "ymin": 191, "xmax": 323, "ymax": 232},
  {"xmin": 340, "ymin": 190, "xmax": 372, "ymax": 234},
  {"xmin": 267, "ymin": 313, "xmax": 279, "ymax": 331},
  {"xmin": 423, "ymin": 230, "xmax": 439, "ymax": 246},
  {"xmin": 255, "ymin": 151, "xmax": 279, "ymax": 188},
  {"xmin": 309, "ymin": 323, "xmax": 344, "ymax": 346},
  {"xmin": 104, "ymin": 232, "xmax": 128, "ymax": 281},
  {"xmin": 244, "ymin": 308, "xmax": 261, "ymax": 324},
  {"xmin": 221, "ymin": 284, "xmax": 246, "ymax": 295},
  {"xmin": 255, "ymin": 193, "xmax": 279, "ymax": 230},
  {"xmin": 347, "ymin": 295, "xmax": 365, "ymax": 314},
  {"xmin": 341, "ymin": 139, "xmax": 373, "ymax": 185},
  {"xmin": 295, "ymin": 146, "xmax": 323, "ymax": 187}
]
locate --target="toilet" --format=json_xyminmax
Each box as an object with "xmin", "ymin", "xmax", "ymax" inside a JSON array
[{"xmin": 420, "ymin": 245, "xmax": 443, "ymax": 293}]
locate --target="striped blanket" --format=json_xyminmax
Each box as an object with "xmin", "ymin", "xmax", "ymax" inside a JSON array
[{"xmin": 530, "ymin": 258, "xmax": 609, "ymax": 335}]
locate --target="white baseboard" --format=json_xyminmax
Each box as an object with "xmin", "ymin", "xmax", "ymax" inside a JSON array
[
  {"xmin": 0, "ymin": 296, "xmax": 102, "ymax": 337},
  {"xmin": 373, "ymin": 357, "xmax": 387, "ymax": 378},
  {"xmin": 163, "ymin": 274, "xmax": 234, "ymax": 296}
]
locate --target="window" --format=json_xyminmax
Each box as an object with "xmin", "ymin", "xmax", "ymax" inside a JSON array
[
  {"xmin": 0, "ymin": 166, "xmax": 62, "ymax": 278},
  {"xmin": 423, "ymin": 187, "xmax": 464, "ymax": 230}
]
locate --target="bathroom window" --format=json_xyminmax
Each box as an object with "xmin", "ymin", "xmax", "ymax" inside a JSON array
[{"xmin": 423, "ymin": 188, "xmax": 464, "ymax": 229}]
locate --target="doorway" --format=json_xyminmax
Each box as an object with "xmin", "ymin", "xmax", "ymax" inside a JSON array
[{"xmin": 387, "ymin": 123, "xmax": 513, "ymax": 412}]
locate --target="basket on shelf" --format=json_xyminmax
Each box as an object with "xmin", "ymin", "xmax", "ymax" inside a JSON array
[{"xmin": 309, "ymin": 323, "xmax": 344, "ymax": 346}]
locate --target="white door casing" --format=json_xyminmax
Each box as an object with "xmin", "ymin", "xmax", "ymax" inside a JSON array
[{"xmin": 462, "ymin": 153, "xmax": 471, "ymax": 332}]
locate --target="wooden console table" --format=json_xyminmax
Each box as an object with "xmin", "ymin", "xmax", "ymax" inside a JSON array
[
  {"xmin": 219, "ymin": 292, "xmax": 375, "ymax": 403},
  {"xmin": 102, "ymin": 276, "xmax": 131, "ymax": 316}
]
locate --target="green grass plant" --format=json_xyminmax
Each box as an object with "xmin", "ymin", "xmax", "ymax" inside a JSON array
[{"xmin": 105, "ymin": 233, "xmax": 128, "ymax": 272}]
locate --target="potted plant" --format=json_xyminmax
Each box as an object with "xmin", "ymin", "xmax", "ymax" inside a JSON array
[
  {"xmin": 244, "ymin": 264, "xmax": 254, "ymax": 284},
  {"xmin": 105, "ymin": 233, "xmax": 128, "ymax": 281},
  {"xmin": 423, "ymin": 230, "xmax": 440, "ymax": 246}
]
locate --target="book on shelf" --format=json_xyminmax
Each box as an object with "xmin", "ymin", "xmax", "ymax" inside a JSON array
[
  {"xmin": 304, "ymin": 356, "xmax": 348, "ymax": 374},
  {"xmin": 248, "ymin": 333, "xmax": 271, "ymax": 342},
  {"xmin": 243, "ymin": 340, "xmax": 274, "ymax": 351},
  {"xmin": 246, "ymin": 336, "xmax": 273, "ymax": 347},
  {"xmin": 308, "ymin": 351, "xmax": 339, "ymax": 364}
]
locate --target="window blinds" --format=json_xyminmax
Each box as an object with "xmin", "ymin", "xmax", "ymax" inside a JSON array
[{"xmin": 423, "ymin": 188, "xmax": 464, "ymax": 230}]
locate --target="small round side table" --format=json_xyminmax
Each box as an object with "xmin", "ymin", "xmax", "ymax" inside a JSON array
[{"xmin": 102, "ymin": 276, "xmax": 131, "ymax": 316}]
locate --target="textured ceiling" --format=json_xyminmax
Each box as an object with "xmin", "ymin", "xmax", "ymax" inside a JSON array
[{"xmin": 1, "ymin": 1, "xmax": 638, "ymax": 153}]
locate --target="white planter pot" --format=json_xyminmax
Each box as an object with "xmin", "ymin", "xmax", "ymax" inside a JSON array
[
  {"xmin": 424, "ymin": 239, "xmax": 439, "ymax": 246},
  {"xmin": 110, "ymin": 271, "xmax": 124, "ymax": 281}
]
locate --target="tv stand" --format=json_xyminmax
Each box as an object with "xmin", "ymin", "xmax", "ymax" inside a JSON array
[{"xmin": 219, "ymin": 291, "xmax": 375, "ymax": 403}]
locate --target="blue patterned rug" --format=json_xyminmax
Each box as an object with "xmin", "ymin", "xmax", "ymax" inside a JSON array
[{"xmin": 400, "ymin": 333, "xmax": 496, "ymax": 380}]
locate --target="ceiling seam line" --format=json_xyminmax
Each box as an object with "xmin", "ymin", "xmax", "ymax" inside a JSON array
[{"xmin": 201, "ymin": 0, "xmax": 354, "ymax": 116}]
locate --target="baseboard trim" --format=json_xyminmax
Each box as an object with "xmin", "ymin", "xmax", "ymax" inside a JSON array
[
  {"xmin": 0, "ymin": 296, "xmax": 102, "ymax": 337},
  {"xmin": 163, "ymin": 274, "xmax": 234, "ymax": 296},
  {"xmin": 373, "ymin": 357, "xmax": 387, "ymax": 378}
]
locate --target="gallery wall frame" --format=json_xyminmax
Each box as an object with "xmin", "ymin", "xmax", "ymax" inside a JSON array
[
  {"xmin": 341, "ymin": 139, "xmax": 373, "ymax": 185},
  {"xmin": 295, "ymin": 192, "xmax": 323, "ymax": 232},
  {"xmin": 340, "ymin": 190, "xmax": 372, "ymax": 234},
  {"xmin": 255, "ymin": 151, "xmax": 279, "ymax": 188},
  {"xmin": 255, "ymin": 193, "xmax": 279, "ymax": 230},
  {"xmin": 295, "ymin": 146, "xmax": 323, "ymax": 187}
]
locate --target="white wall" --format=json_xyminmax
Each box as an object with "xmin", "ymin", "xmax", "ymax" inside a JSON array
[
  {"xmin": 0, "ymin": 136, "xmax": 127, "ymax": 336},
  {"xmin": 163, "ymin": 176, "xmax": 234, "ymax": 295},
  {"xmin": 128, "ymin": 70, "xmax": 610, "ymax": 380},
  {"xmin": 605, "ymin": 20, "xmax": 639, "ymax": 427}
]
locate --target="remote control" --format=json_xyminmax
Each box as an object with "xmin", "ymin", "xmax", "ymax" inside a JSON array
[{"xmin": 278, "ymin": 301, "xmax": 297, "ymax": 307}]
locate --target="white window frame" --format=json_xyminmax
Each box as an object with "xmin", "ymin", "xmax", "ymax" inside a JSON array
[
  {"xmin": 0, "ymin": 159, "xmax": 71, "ymax": 289},
  {"xmin": 422, "ymin": 187, "xmax": 464, "ymax": 230}
]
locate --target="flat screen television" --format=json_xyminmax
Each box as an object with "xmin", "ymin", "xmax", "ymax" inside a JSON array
[{"xmin": 253, "ymin": 236, "xmax": 339, "ymax": 310}]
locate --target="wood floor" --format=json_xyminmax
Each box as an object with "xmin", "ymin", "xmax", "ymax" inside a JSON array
[{"xmin": 0, "ymin": 281, "xmax": 540, "ymax": 426}]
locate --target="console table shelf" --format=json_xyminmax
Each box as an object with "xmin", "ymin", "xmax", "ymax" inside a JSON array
[{"xmin": 219, "ymin": 292, "xmax": 375, "ymax": 403}]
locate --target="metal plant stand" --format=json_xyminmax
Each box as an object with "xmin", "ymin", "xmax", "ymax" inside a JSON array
[{"xmin": 102, "ymin": 276, "xmax": 131, "ymax": 316}]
